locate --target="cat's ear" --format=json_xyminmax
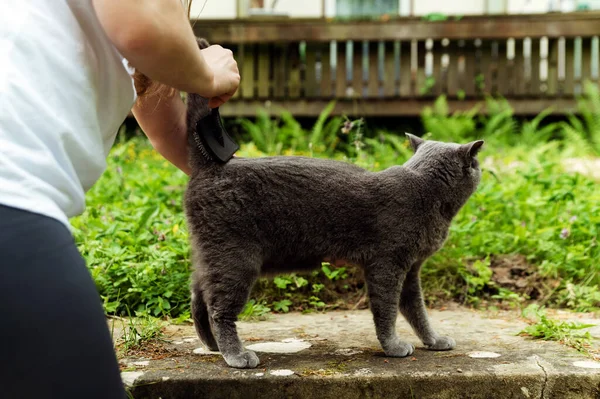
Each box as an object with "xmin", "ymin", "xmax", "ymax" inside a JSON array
[
  {"xmin": 460, "ymin": 140, "xmax": 485, "ymax": 160},
  {"xmin": 405, "ymin": 133, "xmax": 424, "ymax": 152}
]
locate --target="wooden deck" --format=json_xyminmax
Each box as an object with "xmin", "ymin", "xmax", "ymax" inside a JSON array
[{"xmin": 192, "ymin": 12, "xmax": 600, "ymax": 117}]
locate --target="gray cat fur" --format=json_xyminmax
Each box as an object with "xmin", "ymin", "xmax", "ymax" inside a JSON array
[{"xmin": 184, "ymin": 38, "xmax": 485, "ymax": 369}]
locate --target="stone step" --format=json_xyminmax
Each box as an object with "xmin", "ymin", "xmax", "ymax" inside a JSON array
[{"xmin": 114, "ymin": 307, "xmax": 600, "ymax": 399}]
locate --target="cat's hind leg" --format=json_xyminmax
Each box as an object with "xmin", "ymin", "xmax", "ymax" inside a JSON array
[
  {"xmin": 364, "ymin": 260, "xmax": 414, "ymax": 358},
  {"xmin": 200, "ymin": 251, "xmax": 261, "ymax": 369},
  {"xmin": 399, "ymin": 260, "xmax": 455, "ymax": 351},
  {"xmin": 190, "ymin": 283, "xmax": 219, "ymax": 352}
]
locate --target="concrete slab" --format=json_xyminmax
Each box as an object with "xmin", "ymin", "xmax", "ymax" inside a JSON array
[{"xmin": 114, "ymin": 307, "xmax": 600, "ymax": 399}]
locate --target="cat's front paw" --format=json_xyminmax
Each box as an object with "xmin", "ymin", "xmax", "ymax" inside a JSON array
[
  {"xmin": 383, "ymin": 339, "xmax": 415, "ymax": 357},
  {"xmin": 426, "ymin": 336, "xmax": 456, "ymax": 351},
  {"xmin": 223, "ymin": 350, "xmax": 260, "ymax": 368}
]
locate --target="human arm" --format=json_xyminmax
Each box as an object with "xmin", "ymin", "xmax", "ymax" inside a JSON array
[
  {"xmin": 92, "ymin": 0, "xmax": 240, "ymax": 104},
  {"xmin": 131, "ymin": 91, "xmax": 191, "ymax": 175},
  {"xmin": 93, "ymin": 0, "xmax": 241, "ymax": 174}
]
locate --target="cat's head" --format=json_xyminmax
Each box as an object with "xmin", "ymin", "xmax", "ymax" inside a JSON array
[{"xmin": 403, "ymin": 133, "xmax": 485, "ymax": 194}]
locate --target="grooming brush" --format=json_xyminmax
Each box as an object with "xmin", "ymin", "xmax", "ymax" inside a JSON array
[{"xmin": 192, "ymin": 106, "xmax": 239, "ymax": 163}]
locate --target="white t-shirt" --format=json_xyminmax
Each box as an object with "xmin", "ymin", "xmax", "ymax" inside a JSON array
[{"xmin": 0, "ymin": 0, "xmax": 137, "ymax": 229}]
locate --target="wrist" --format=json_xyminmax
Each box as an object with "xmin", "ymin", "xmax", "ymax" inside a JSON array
[
  {"xmin": 192, "ymin": 55, "xmax": 216, "ymax": 98},
  {"xmin": 203, "ymin": 68, "xmax": 216, "ymax": 98}
]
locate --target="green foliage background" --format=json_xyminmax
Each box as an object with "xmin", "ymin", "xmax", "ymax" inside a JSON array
[{"xmin": 71, "ymin": 82, "xmax": 600, "ymax": 320}]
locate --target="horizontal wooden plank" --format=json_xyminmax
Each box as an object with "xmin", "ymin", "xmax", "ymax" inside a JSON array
[
  {"xmin": 193, "ymin": 12, "xmax": 600, "ymax": 43},
  {"xmin": 211, "ymin": 98, "xmax": 579, "ymax": 117}
]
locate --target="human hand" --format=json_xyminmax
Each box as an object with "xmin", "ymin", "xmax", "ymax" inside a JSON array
[{"xmin": 200, "ymin": 45, "xmax": 240, "ymax": 108}]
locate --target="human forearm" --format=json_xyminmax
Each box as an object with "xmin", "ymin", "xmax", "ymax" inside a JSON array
[
  {"xmin": 132, "ymin": 91, "xmax": 191, "ymax": 175},
  {"xmin": 92, "ymin": 0, "xmax": 214, "ymax": 96}
]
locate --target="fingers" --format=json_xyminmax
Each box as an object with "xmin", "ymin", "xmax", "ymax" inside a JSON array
[
  {"xmin": 208, "ymin": 92, "xmax": 234, "ymax": 109},
  {"xmin": 200, "ymin": 44, "xmax": 240, "ymax": 104}
]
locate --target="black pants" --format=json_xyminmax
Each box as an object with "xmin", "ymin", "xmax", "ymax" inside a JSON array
[{"xmin": 0, "ymin": 205, "xmax": 126, "ymax": 399}]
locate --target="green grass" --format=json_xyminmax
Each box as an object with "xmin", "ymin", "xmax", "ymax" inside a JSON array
[
  {"xmin": 114, "ymin": 314, "xmax": 166, "ymax": 355},
  {"xmin": 71, "ymin": 83, "xmax": 600, "ymax": 320},
  {"xmin": 71, "ymin": 140, "xmax": 191, "ymax": 319},
  {"xmin": 519, "ymin": 304, "xmax": 596, "ymax": 356}
]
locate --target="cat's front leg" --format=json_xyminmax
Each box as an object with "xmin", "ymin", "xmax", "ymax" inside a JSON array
[
  {"xmin": 399, "ymin": 260, "xmax": 455, "ymax": 351},
  {"xmin": 365, "ymin": 262, "xmax": 414, "ymax": 357},
  {"xmin": 199, "ymin": 254, "xmax": 261, "ymax": 369}
]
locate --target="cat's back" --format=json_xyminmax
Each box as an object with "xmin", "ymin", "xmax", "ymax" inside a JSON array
[
  {"xmin": 227, "ymin": 155, "xmax": 367, "ymax": 176},
  {"xmin": 184, "ymin": 154, "xmax": 378, "ymax": 245},
  {"xmin": 191, "ymin": 155, "xmax": 370, "ymax": 190},
  {"xmin": 185, "ymin": 155, "xmax": 375, "ymax": 223}
]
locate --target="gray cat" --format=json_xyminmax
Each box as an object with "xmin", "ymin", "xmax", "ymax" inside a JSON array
[{"xmin": 184, "ymin": 40, "xmax": 484, "ymax": 369}]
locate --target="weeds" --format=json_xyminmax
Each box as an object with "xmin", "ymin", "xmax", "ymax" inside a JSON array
[
  {"xmin": 519, "ymin": 304, "xmax": 596, "ymax": 356},
  {"xmin": 566, "ymin": 81, "xmax": 600, "ymax": 155},
  {"xmin": 235, "ymin": 101, "xmax": 343, "ymax": 156},
  {"xmin": 239, "ymin": 299, "xmax": 271, "ymax": 321},
  {"xmin": 113, "ymin": 313, "xmax": 166, "ymax": 355},
  {"xmin": 72, "ymin": 83, "xmax": 600, "ymax": 319}
]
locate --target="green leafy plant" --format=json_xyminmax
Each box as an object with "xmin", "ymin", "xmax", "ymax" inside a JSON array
[
  {"xmin": 307, "ymin": 296, "xmax": 326, "ymax": 311},
  {"xmin": 560, "ymin": 81, "xmax": 600, "ymax": 155},
  {"xmin": 519, "ymin": 305, "xmax": 596, "ymax": 355},
  {"xmin": 239, "ymin": 299, "xmax": 271, "ymax": 321},
  {"xmin": 72, "ymin": 91, "xmax": 600, "ymax": 318},
  {"xmin": 115, "ymin": 312, "xmax": 166, "ymax": 354},
  {"xmin": 480, "ymin": 95, "xmax": 517, "ymax": 142},
  {"xmin": 420, "ymin": 76, "xmax": 436, "ymax": 95},
  {"xmin": 475, "ymin": 73, "xmax": 486, "ymax": 92},
  {"xmin": 235, "ymin": 100, "xmax": 343, "ymax": 156},
  {"xmin": 422, "ymin": 13, "xmax": 448, "ymax": 22},
  {"xmin": 558, "ymin": 283, "xmax": 600, "ymax": 312},
  {"xmin": 460, "ymin": 258, "xmax": 493, "ymax": 296},
  {"xmin": 519, "ymin": 108, "xmax": 561, "ymax": 147},
  {"xmin": 421, "ymin": 95, "xmax": 480, "ymax": 142},
  {"xmin": 273, "ymin": 299, "xmax": 293, "ymax": 313},
  {"xmin": 322, "ymin": 263, "xmax": 348, "ymax": 281}
]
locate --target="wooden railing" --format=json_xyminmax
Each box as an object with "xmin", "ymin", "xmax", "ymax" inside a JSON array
[{"xmin": 192, "ymin": 12, "xmax": 600, "ymax": 117}]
